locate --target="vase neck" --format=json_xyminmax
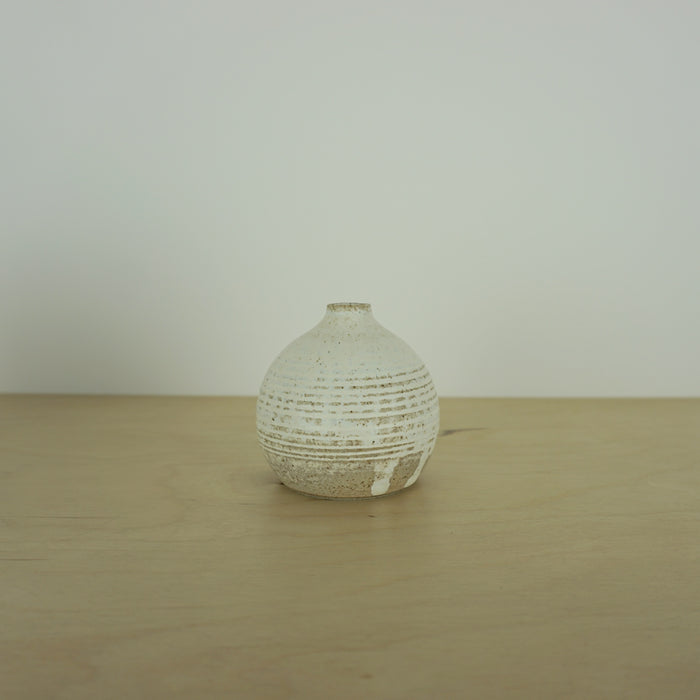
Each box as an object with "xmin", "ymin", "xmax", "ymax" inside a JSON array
[
  {"xmin": 322, "ymin": 302, "xmax": 375, "ymax": 328},
  {"xmin": 326, "ymin": 302, "xmax": 371, "ymax": 314}
]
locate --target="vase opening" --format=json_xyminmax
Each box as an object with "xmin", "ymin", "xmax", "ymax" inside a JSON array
[{"xmin": 327, "ymin": 302, "xmax": 371, "ymax": 312}]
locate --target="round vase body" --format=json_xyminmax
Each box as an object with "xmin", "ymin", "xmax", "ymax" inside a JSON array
[{"xmin": 256, "ymin": 303, "xmax": 440, "ymax": 499}]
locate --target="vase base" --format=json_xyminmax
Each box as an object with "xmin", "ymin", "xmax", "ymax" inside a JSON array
[
  {"xmin": 264, "ymin": 448, "xmax": 430, "ymax": 501},
  {"xmin": 281, "ymin": 480, "xmax": 419, "ymax": 501}
]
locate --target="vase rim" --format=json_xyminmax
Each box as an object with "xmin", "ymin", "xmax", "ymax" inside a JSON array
[{"xmin": 327, "ymin": 302, "xmax": 371, "ymax": 312}]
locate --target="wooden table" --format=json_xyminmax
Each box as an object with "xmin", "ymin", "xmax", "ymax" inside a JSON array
[{"xmin": 1, "ymin": 396, "xmax": 699, "ymax": 699}]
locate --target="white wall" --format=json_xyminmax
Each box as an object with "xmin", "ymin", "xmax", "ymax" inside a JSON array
[{"xmin": 2, "ymin": 1, "xmax": 699, "ymax": 396}]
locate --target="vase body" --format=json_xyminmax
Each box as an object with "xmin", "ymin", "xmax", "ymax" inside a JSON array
[{"xmin": 256, "ymin": 303, "xmax": 440, "ymax": 499}]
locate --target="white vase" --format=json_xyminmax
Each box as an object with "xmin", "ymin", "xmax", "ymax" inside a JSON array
[{"xmin": 256, "ymin": 303, "xmax": 440, "ymax": 499}]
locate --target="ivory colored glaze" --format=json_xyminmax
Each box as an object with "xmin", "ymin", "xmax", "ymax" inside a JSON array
[{"xmin": 256, "ymin": 303, "xmax": 440, "ymax": 499}]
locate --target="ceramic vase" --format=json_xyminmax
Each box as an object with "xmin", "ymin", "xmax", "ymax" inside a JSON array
[{"xmin": 256, "ymin": 303, "xmax": 440, "ymax": 499}]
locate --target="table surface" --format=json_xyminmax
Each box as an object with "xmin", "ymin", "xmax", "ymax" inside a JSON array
[{"xmin": 1, "ymin": 396, "xmax": 699, "ymax": 699}]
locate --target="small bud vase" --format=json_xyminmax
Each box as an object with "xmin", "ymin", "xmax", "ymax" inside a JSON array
[{"xmin": 256, "ymin": 303, "xmax": 439, "ymax": 499}]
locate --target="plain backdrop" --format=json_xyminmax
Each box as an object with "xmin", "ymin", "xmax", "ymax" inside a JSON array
[{"xmin": 2, "ymin": 1, "xmax": 699, "ymax": 396}]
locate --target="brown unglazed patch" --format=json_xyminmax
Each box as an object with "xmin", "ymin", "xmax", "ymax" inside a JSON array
[
  {"xmin": 263, "ymin": 450, "xmax": 424, "ymax": 499},
  {"xmin": 388, "ymin": 452, "xmax": 422, "ymax": 491}
]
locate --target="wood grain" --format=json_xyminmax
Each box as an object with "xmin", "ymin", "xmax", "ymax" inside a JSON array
[{"xmin": 1, "ymin": 396, "xmax": 699, "ymax": 699}]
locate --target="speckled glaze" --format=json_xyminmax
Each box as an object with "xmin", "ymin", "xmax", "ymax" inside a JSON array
[{"xmin": 256, "ymin": 303, "xmax": 440, "ymax": 499}]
